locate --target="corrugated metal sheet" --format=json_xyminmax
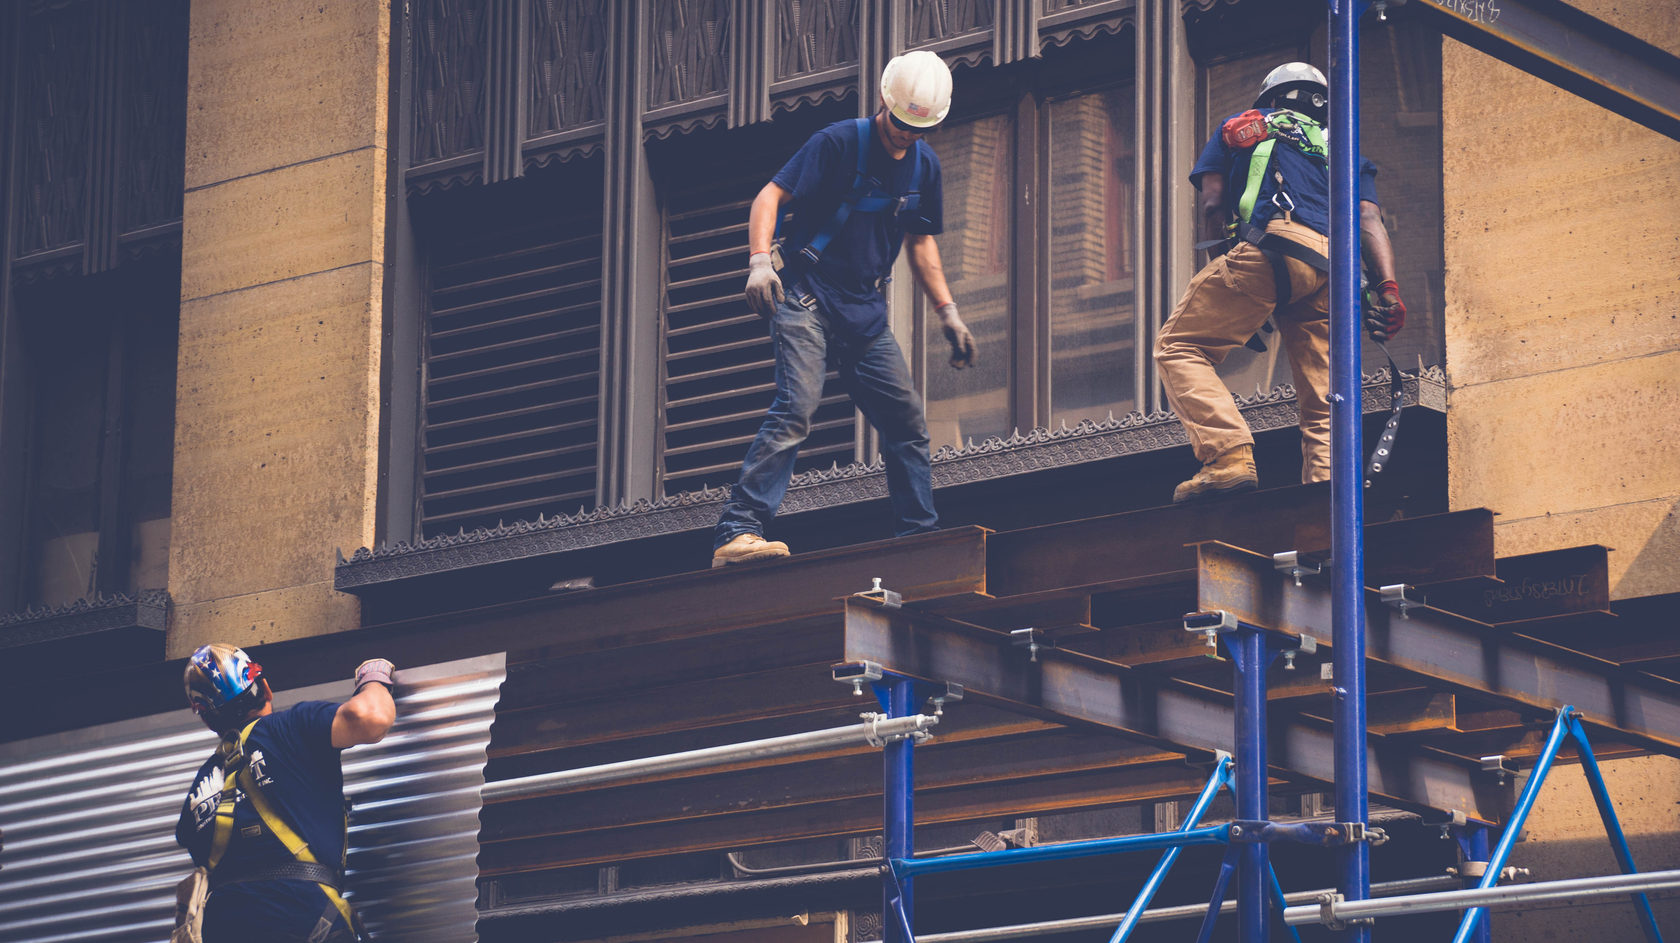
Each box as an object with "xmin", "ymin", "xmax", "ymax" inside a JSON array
[{"xmin": 0, "ymin": 653, "xmax": 505, "ymax": 943}]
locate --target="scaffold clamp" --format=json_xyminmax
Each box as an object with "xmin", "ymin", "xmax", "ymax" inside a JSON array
[
  {"xmin": 855, "ymin": 577, "xmax": 902, "ymax": 608},
  {"xmin": 1379, "ymin": 583, "xmax": 1426, "ymax": 619},
  {"xmin": 832, "ymin": 660, "xmax": 884, "ymax": 696},
  {"xmin": 1273, "ymin": 550, "xmax": 1323, "ymax": 586}
]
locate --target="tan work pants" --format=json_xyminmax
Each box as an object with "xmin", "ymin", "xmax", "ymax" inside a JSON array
[{"xmin": 1154, "ymin": 219, "xmax": 1332, "ymax": 483}]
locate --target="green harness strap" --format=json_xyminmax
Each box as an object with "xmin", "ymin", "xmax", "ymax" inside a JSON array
[
  {"xmin": 1237, "ymin": 138, "xmax": 1278, "ymax": 225},
  {"xmin": 1235, "ymin": 110, "xmax": 1329, "ymax": 225}
]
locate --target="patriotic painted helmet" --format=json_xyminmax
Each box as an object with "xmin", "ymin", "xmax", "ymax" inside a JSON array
[
  {"xmin": 184, "ymin": 643, "xmax": 268, "ymax": 733},
  {"xmin": 881, "ymin": 50, "xmax": 953, "ymax": 129}
]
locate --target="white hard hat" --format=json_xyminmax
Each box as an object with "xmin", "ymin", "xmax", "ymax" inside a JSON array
[
  {"xmin": 881, "ymin": 51, "xmax": 953, "ymax": 129},
  {"xmin": 1255, "ymin": 61, "xmax": 1328, "ymax": 116}
]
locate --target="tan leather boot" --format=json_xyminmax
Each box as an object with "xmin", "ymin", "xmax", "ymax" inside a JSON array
[
  {"xmin": 711, "ymin": 533, "xmax": 792, "ymax": 568},
  {"xmin": 1172, "ymin": 445, "xmax": 1258, "ymax": 504}
]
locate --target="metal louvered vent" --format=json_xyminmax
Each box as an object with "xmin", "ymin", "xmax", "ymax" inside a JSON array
[
  {"xmin": 422, "ymin": 216, "xmax": 602, "ymax": 537},
  {"xmin": 660, "ymin": 176, "xmax": 857, "ymax": 496}
]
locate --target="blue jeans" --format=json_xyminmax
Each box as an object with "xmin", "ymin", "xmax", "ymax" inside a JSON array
[{"xmin": 714, "ymin": 295, "xmax": 937, "ymax": 550}]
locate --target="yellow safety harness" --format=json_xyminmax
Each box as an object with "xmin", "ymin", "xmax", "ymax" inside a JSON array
[{"xmin": 206, "ymin": 718, "xmax": 358, "ymax": 936}]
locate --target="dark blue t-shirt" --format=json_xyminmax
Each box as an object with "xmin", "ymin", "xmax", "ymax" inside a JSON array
[
  {"xmin": 177, "ymin": 700, "xmax": 347, "ymax": 939},
  {"xmin": 772, "ymin": 116, "xmax": 943, "ymax": 338},
  {"xmin": 1190, "ymin": 108, "xmax": 1380, "ymax": 236}
]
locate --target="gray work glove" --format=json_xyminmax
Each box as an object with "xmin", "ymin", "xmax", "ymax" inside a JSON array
[
  {"xmin": 935, "ymin": 302, "xmax": 976, "ymax": 369},
  {"xmin": 744, "ymin": 252, "xmax": 783, "ymax": 319},
  {"xmin": 354, "ymin": 658, "xmax": 395, "ymax": 694}
]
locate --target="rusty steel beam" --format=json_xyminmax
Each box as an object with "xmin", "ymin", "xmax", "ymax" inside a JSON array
[
  {"xmin": 478, "ymin": 758, "xmax": 1230, "ymax": 874},
  {"xmin": 1194, "ymin": 541, "xmax": 1680, "ymax": 754},
  {"xmin": 1412, "ymin": 0, "xmax": 1680, "ymax": 140},
  {"xmin": 986, "ymin": 491, "xmax": 1494, "ymax": 600},
  {"xmin": 840, "ymin": 598, "xmax": 1505, "ymax": 821}
]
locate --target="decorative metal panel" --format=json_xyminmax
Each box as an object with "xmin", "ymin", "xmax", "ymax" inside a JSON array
[
  {"xmin": 659, "ymin": 167, "xmax": 857, "ymax": 496},
  {"xmin": 526, "ymin": 0, "xmax": 609, "ymax": 137},
  {"xmin": 905, "ymin": 0, "xmax": 994, "ymax": 47},
  {"xmin": 420, "ymin": 211, "xmax": 603, "ymax": 536},
  {"xmin": 774, "ymin": 0, "xmax": 859, "ymax": 81},
  {"xmin": 116, "ymin": 0, "xmax": 189, "ymax": 237},
  {"xmin": 15, "ymin": 1, "xmax": 95, "ymax": 259},
  {"xmin": 0, "ymin": 653, "xmax": 505, "ymax": 943},
  {"xmin": 646, "ymin": 0, "xmax": 732, "ymax": 111},
  {"xmin": 413, "ymin": 0, "xmax": 489, "ymax": 166}
]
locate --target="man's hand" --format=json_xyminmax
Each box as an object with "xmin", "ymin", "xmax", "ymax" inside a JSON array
[
  {"xmin": 354, "ymin": 658, "xmax": 395, "ymax": 694},
  {"xmin": 1365, "ymin": 280, "xmax": 1406, "ymax": 343},
  {"xmin": 935, "ymin": 303, "xmax": 976, "ymax": 369},
  {"xmin": 744, "ymin": 252, "xmax": 783, "ymax": 319}
]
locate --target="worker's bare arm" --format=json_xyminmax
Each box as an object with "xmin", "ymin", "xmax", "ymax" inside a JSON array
[
  {"xmin": 748, "ymin": 183, "xmax": 792, "ymax": 257},
  {"xmin": 332, "ymin": 660, "xmax": 397, "ymax": 748},
  {"xmin": 904, "ymin": 233, "xmax": 953, "ymax": 308}
]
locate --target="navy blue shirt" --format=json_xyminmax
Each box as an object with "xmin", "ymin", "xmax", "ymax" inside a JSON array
[
  {"xmin": 177, "ymin": 700, "xmax": 347, "ymax": 938},
  {"xmin": 772, "ymin": 116, "xmax": 943, "ymax": 338},
  {"xmin": 1191, "ymin": 108, "xmax": 1380, "ymax": 236}
]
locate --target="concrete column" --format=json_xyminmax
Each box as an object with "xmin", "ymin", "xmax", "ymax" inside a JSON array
[
  {"xmin": 1442, "ymin": 1, "xmax": 1680, "ymax": 601},
  {"xmin": 168, "ymin": 0, "xmax": 390, "ymax": 655}
]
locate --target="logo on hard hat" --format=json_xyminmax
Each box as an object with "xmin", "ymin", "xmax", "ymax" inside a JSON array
[{"xmin": 906, "ymin": 101, "xmax": 929, "ymax": 118}]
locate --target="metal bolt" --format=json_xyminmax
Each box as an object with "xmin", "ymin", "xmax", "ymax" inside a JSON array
[
  {"xmin": 1283, "ymin": 650, "xmax": 1298, "ymax": 671},
  {"xmin": 1230, "ymin": 824, "xmax": 1244, "ymax": 838},
  {"xmin": 870, "ymin": 577, "xmax": 884, "ymax": 593},
  {"xmin": 851, "ymin": 679, "xmax": 864, "ymax": 697}
]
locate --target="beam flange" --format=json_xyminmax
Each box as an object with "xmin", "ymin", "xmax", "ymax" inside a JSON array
[
  {"xmin": 1194, "ymin": 541, "xmax": 1680, "ymax": 754},
  {"xmin": 1413, "ymin": 0, "xmax": 1680, "ymax": 140},
  {"xmin": 840, "ymin": 598, "xmax": 1505, "ymax": 821}
]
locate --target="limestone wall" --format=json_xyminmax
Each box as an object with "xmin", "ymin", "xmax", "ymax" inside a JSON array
[
  {"xmin": 1442, "ymin": 2, "xmax": 1680, "ymax": 600},
  {"xmin": 167, "ymin": 0, "xmax": 390, "ymax": 655},
  {"xmin": 1443, "ymin": 6, "xmax": 1680, "ymax": 940}
]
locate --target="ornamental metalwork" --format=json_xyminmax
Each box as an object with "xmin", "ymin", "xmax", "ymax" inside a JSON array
[
  {"xmin": 774, "ymin": 0, "xmax": 859, "ymax": 81},
  {"xmin": 15, "ymin": 1, "xmax": 95, "ymax": 258},
  {"xmin": 118, "ymin": 0, "xmax": 189, "ymax": 236},
  {"xmin": 905, "ymin": 0, "xmax": 994, "ymax": 47},
  {"xmin": 412, "ymin": 0, "xmax": 489, "ymax": 166},
  {"xmin": 646, "ymin": 0, "xmax": 732, "ymax": 110},
  {"xmin": 527, "ymin": 0, "xmax": 609, "ymax": 137}
]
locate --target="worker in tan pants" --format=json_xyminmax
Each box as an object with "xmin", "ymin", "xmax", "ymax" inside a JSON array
[{"xmin": 1156, "ymin": 62, "xmax": 1405, "ymax": 504}]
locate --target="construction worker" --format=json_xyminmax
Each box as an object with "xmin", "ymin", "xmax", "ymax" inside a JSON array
[
  {"xmin": 711, "ymin": 49, "xmax": 976, "ymax": 567},
  {"xmin": 175, "ymin": 644, "xmax": 397, "ymax": 943},
  {"xmin": 1155, "ymin": 62, "xmax": 1406, "ymax": 503}
]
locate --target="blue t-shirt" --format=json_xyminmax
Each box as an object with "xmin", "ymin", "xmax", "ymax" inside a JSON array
[
  {"xmin": 1190, "ymin": 108, "xmax": 1380, "ymax": 236},
  {"xmin": 772, "ymin": 116, "xmax": 943, "ymax": 338},
  {"xmin": 177, "ymin": 700, "xmax": 347, "ymax": 938}
]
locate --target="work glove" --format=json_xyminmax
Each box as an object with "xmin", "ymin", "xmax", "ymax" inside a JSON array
[
  {"xmin": 353, "ymin": 658, "xmax": 396, "ymax": 694},
  {"xmin": 935, "ymin": 302, "xmax": 976, "ymax": 369},
  {"xmin": 744, "ymin": 252, "xmax": 783, "ymax": 319},
  {"xmin": 1364, "ymin": 279, "xmax": 1406, "ymax": 343}
]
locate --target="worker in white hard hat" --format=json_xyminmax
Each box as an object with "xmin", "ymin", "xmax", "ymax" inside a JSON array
[
  {"xmin": 711, "ymin": 49, "xmax": 975, "ymax": 567},
  {"xmin": 1154, "ymin": 61, "xmax": 1406, "ymax": 503}
]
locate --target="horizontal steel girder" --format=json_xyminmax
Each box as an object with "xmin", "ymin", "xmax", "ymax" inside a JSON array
[
  {"xmin": 1413, "ymin": 0, "xmax": 1680, "ymax": 140},
  {"xmin": 1194, "ymin": 541, "xmax": 1680, "ymax": 754},
  {"xmin": 840, "ymin": 598, "xmax": 1507, "ymax": 821}
]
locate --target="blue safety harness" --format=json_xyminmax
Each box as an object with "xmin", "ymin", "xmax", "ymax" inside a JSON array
[{"xmin": 778, "ymin": 117, "xmax": 925, "ymax": 286}]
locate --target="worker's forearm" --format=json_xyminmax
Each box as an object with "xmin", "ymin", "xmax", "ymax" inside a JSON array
[
  {"xmin": 748, "ymin": 186, "xmax": 784, "ymax": 257},
  {"xmin": 906, "ymin": 235, "xmax": 954, "ymax": 308},
  {"xmin": 1359, "ymin": 201, "xmax": 1398, "ymax": 284}
]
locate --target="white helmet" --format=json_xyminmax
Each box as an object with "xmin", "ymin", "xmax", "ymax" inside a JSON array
[
  {"xmin": 881, "ymin": 51, "xmax": 953, "ymax": 129},
  {"xmin": 1255, "ymin": 61, "xmax": 1328, "ymax": 118}
]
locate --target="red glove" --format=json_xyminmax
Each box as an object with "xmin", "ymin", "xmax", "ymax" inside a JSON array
[{"xmin": 1365, "ymin": 280, "xmax": 1405, "ymax": 342}]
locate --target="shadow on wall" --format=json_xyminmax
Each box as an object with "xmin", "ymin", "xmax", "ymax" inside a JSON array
[
  {"xmin": 1493, "ymin": 754, "xmax": 1680, "ymax": 943},
  {"xmin": 1614, "ymin": 497, "xmax": 1680, "ymax": 599}
]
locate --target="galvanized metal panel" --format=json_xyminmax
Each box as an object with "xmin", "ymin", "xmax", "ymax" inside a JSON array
[{"xmin": 0, "ymin": 653, "xmax": 505, "ymax": 943}]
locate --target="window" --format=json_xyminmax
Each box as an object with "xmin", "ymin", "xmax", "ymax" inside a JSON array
[
  {"xmin": 921, "ymin": 31, "xmax": 1141, "ymax": 452},
  {"xmin": 10, "ymin": 268, "xmax": 177, "ymax": 609},
  {"xmin": 416, "ymin": 176, "xmax": 605, "ymax": 537}
]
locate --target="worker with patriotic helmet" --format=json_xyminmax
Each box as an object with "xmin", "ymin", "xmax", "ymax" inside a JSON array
[
  {"xmin": 174, "ymin": 644, "xmax": 397, "ymax": 942},
  {"xmin": 1153, "ymin": 60, "xmax": 1406, "ymax": 503},
  {"xmin": 712, "ymin": 49, "xmax": 974, "ymax": 567}
]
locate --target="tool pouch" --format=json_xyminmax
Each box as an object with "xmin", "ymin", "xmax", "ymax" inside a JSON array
[
  {"xmin": 1221, "ymin": 109, "xmax": 1271, "ymax": 150},
  {"xmin": 171, "ymin": 867, "xmax": 210, "ymax": 943}
]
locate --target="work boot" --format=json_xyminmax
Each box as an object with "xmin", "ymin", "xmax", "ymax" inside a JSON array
[
  {"xmin": 711, "ymin": 533, "xmax": 791, "ymax": 568},
  {"xmin": 1172, "ymin": 445, "xmax": 1258, "ymax": 504}
]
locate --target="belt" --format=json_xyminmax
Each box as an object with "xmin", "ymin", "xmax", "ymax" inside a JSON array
[{"xmin": 209, "ymin": 860, "xmax": 343, "ymax": 891}]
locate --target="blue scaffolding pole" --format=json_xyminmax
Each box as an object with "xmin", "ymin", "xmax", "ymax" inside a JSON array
[{"xmin": 1328, "ymin": 0, "xmax": 1371, "ymax": 939}]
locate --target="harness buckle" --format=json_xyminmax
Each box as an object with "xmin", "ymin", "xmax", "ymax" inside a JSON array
[
  {"xmin": 1271, "ymin": 188, "xmax": 1295, "ymax": 215},
  {"xmin": 799, "ymin": 245, "xmax": 821, "ymax": 265}
]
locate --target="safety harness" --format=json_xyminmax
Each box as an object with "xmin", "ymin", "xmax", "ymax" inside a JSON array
[
  {"xmin": 1216, "ymin": 107, "xmax": 1407, "ymax": 487},
  {"xmin": 776, "ymin": 116, "xmax": 926, "ymax": 292},
  {"xmin": 205, "ymin": 718, "xmax": 360, "ymax": 938}
]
